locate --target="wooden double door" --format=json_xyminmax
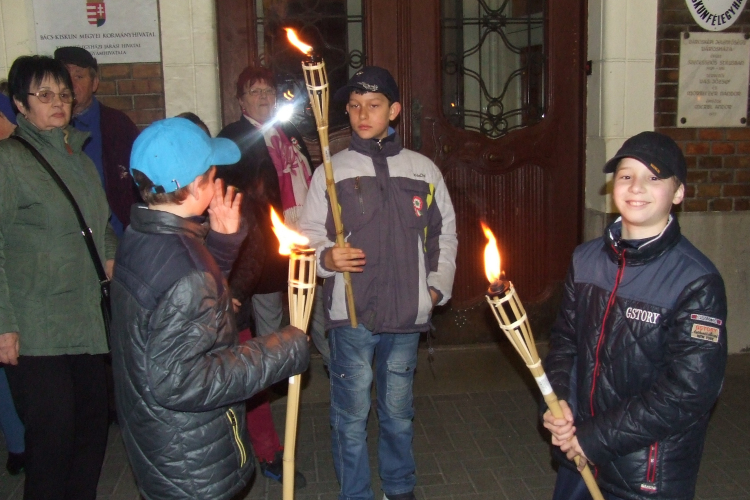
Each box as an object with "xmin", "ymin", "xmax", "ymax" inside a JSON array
[{"xmin": 216, "ymin": 0, "xmax": 587, "ymax": 343}]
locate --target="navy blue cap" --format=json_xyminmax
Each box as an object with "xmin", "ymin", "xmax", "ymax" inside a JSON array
[
  {"xmin": 54, "ymin": 46, "xmax": 98, "ymax": 71},
  {"xmin": 603, "ymin": 131, "xmax": 687, "ymax": 185},
  {"xmin": 131, "ymin": 117, "xmax": 240, "ymax": 193},
  {"xmin": 333, "ymin": 66, "xmax": 400, "ymax": 102}
]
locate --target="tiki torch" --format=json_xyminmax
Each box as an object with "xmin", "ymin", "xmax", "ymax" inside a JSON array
[
  {"xmin": 481, "ymin": 223, "xmax": 604, "ymax": 500},
  {"xmin": 271, "ymin": 208, "xmax": 316, "ymax": 499},
  {"xmin": 285, "ymin": 28, "xmax": 357, "ymax": 328}
]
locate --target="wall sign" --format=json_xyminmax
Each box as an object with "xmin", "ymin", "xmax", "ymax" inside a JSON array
[
  {"xmin": 686, "ymin": 0, "xmax": 747, "ymax": 31},
  {"xmin": 678, "ymin": 32, "xmax": 750, "ymax": 127},
  {"xmin": 33, "ymin": 0, "xmax": 161, "ymax": 63}
]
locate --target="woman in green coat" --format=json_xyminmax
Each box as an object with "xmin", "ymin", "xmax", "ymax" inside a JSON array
[{"xmin": 0, "ymin": 55, "xmax": 116, "ymax": 500}]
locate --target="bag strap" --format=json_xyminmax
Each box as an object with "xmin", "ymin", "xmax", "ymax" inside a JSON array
[{"xmin": 11, "ymin": 135, "xmax": 109, "ymax": 284}]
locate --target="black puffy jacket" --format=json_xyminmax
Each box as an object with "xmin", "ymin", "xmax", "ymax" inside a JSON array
[
  {"xmin": 111, "ymin": 206, "xmax": 309, "ymax": 500},
  {"xmin": 545, "ymin": 217, "xmax": 727, "ymax": 500}
]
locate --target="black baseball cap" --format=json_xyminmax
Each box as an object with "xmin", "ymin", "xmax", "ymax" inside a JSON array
[
  {"xmin": 333, "ymin": 66, "xmax": 400, "ymax": 103},
  {"xmin": 603, "ymin": 131, "xmax": 687, "ymax": 185},
  {"xmin": 54, "ymin": 46, "xmax": 98, "ymax": 71}
]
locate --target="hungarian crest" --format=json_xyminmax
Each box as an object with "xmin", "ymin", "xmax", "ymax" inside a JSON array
[{"xmin": 87, "ymin": 0, "xmax": 106, "ymax": 27}]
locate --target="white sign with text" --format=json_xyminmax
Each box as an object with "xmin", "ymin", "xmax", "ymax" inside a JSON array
[
  {"xmin": 686, "ymin": 0, "xmax": 747, "ymax": 31},
  {"xmin": 678, "ymin": 32, "xmax": 750, "ymax": 127},
  {"xmin": 33, "ymin": 0, "xmax": 161, "ymax": 63}
]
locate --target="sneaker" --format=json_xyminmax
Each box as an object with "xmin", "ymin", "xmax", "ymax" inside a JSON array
[
  {"xmin": 259, "ymin": 450, "xmax": 307, "ymax": 490},
  {"xmin": 383, "ymin": 493, "xmax": 416, "ymax": 500},
  {"xmin": 6, "ymin": 451, "xmax": 25, "ymax": 476}
]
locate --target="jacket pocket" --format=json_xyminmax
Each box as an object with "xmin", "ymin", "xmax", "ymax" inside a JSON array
[
  {"xmin": 226, "ymin": 408, "xmax": 247, "ymax": 467},
  {"xmin": 339, "ymin": 177, "xmax": 378, "ymax": 232},
  {"xmin": 639, "ymin": 442, "xmax": 659, "ymax": 495}
]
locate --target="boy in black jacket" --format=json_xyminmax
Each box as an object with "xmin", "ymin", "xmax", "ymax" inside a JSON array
[
  {"xmin": 111, "ymin": 117, "xmax": 309, "ymax": 500},
  {"xmin": 543, "ymin": 131, "xmax": 727, "ymax": 500}
]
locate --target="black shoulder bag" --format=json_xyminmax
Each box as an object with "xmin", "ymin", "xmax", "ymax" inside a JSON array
[{"xmin": 12, "ymin": 136, "xmax": 112, "ymax": 348}]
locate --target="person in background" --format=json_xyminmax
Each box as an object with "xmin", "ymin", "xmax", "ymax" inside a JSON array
[
  {"xmin": 0, "ymin": 90, "xmax": 25, "ymax": 476},
  {"xmin": 215, "ymin": 66, "xmax": 327, "ymax": 488},
  {"xmin": 54, "ymin": 46, "xmax": 140, "ymax": 237},
  {"xmin": 0, "ymin": 55, "xmax": 116, "ymax": 499}
]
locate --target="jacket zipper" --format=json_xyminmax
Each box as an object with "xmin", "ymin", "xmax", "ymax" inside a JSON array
[
  {"xmin": 647, "ymin": 442, "xmax": 658, "ymax": 483},
  {"xmin": 226, "ymin": 408, "xmax": 247, "ymax": 467},
  {"xmin": 589, "ymin": 248, "xmax": 627, "ymax": 417},
  {"xmin": 354, "ymin": 177, "xmax": 364, "ymax": 214}
]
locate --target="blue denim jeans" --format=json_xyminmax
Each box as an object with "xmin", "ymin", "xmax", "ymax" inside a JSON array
[{"xmin": 329, "ymin": 325, "xmax": 419, "ymax": 500}]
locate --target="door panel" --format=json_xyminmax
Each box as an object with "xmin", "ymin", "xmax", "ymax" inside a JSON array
[{"xmin": 215, "ymin": 0, "xmax": 586, "ymax": 342}]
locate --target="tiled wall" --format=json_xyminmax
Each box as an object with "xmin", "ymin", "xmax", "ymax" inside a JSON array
[{"xmin": 655, "ymin": 0, "xmax": 750, "ymax": 212}]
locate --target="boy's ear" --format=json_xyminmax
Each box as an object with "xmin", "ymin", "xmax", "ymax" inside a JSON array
[
  {"xmin": 672, "ymin": 182, "xmax": 685, "ymax": 205},
  {"xmin": 389, "ymin": 102, "xmax": 402, "ymax": 121}
]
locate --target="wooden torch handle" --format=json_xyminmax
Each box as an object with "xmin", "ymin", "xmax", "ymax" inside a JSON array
[
  {"xmin": 282, "ymin": 374, "xmax": 302, "ymax": 500},
  {"xmin": 318, "ymin": 127, "xmax": 358, "ymax": 328}
]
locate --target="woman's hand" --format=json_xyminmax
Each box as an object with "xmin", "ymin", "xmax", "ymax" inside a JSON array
[
  {"xmin": 0, "ymin": 332, "xmax": 20, "ymax": 365},
  {"xmin": 105, "ymin": 259, "xmax": 115, "ymax": 280},
  {"xmin": 208, "ymin": 179, "xmax": 242, "ymax": 234}
]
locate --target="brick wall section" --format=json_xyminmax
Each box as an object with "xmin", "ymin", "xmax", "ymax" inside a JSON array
[
  {"xmin": 656, "ymin": 0, "xmax": 750, "ymax": 212},
  {"xmin": 95, "ymin": 62, "xmax": 165, "ymax": 130}
]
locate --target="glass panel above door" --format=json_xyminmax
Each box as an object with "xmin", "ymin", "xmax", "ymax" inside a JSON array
[
  {"xmin": 441, "ymin": 0, "xmax": 546, "ymax": 139},
  {"xmin": 253, "ymin": 0, "xmax": 365, "ymax": 136}
]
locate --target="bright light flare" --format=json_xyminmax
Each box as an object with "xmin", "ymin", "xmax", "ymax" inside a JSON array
[
  {"xmin": 481, "ymin": 222, "xmax": 501, "ymax": 284},
  {"xmin": 271, "ymin": 207, "xmax": 309, "ymax": 255},
  {"xmin": 285, "ymin": 28, "xmax": 313, "ymax": 55},
  {"xmin": 276, "ymin": 103, "xmax": 295, "ymax": 122}
]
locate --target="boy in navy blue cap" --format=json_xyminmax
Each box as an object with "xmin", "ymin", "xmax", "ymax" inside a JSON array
[
  {"xmin": 300, "ymin": 67, "xmax": 458, "ymax": 500},
  {"xmin": 542, "ymin": 131, "xmax": 727, "ymax": 500},
  {"xmin": 110, "ymin": 117, "xmax": 310, "ymax": 500}
]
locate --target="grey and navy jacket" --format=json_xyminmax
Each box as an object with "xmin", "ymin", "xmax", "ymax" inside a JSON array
[
  {"xmin": 545, "ymin": 216, "xmax": 727, "ymax": 500},
  {"xmin": 299, "ymin": 132, "xmax": 457, "ymax": 333},
  {"xmin": 111, "ymin": 206, "xmax": 309, "ymax": 500}
]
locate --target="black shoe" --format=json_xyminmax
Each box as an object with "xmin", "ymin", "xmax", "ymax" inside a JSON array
[
  {"xmin": 259, "ymin": 450, "xmax": 307, "ymax": 489},
  {"xmin": 384, "ymin": 493, "xmax": 416, "ymax": 500},
  {"xmin": 6, "ymin": 451, "xmax": 25, "ymax": 475}
]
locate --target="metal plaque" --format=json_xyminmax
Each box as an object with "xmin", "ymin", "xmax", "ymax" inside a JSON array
[{"xmin": 678, "ymin": 32, "xmax": 750, "ymax": 127}]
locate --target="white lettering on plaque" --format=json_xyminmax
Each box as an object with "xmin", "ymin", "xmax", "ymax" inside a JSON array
[{"xmin": 678, "ymin": 32, "xmax": 750, "ymax": 127}]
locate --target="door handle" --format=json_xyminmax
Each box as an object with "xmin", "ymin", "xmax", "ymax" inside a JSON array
[{"xmin": 411, "ymin": 98, "xmax": 423, "ymax": 150}]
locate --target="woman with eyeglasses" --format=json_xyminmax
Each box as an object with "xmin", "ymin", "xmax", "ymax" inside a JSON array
[
  {"xmin": 0, "ymin": 55, "xmax": 115, "ymax": 499},
  {"xmin": 214, "ymin": 65, "xmax": 326, "ymax": 489}
]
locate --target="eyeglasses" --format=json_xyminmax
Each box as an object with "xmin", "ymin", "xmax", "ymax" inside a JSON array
[
  {"xmin": 245, "ymin": 88, "xmax": 276, "ymax": 97},
  {"xmin": 27, "ymin": 90, "xmax": 74, "ymax": 104}
]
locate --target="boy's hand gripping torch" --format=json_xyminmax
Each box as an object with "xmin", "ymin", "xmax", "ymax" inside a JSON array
[
  {"xmin": 286, "ymin": 28, "xmax": 357, "ymax": 328},
  {"xmin": 481, "ymin": 223, "xmax": 604, "ymax": 500}
]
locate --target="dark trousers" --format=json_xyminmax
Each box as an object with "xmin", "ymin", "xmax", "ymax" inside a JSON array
[{"xmin": 5, "ymin": 354, "xmax": 109, "ymax": 500}]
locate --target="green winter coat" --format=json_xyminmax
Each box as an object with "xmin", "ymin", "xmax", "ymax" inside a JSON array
[{"xmin": 0, "ymin": 114, "xmax": 116, "ymax": 356}]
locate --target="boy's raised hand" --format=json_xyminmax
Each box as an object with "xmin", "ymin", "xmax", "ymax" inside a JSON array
[
  {"xmin": 325, "ymin": 243, "xmax": 366, "ymax": 273},
  {"xmin": 208, "ymin": 179, "xmax": 242, "ymax": 234}
]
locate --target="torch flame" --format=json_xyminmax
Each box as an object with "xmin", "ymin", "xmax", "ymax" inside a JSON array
[
  {"xmin": 481, "ymin": 222, "xmax": 502, "ymax": 284},
  {"xmin": 271, "ymin": 207, "xmax": 309, "ymax": 255},
  {"xmin": 285, "ymin": 28, "xmax": 313, "ymax": 55}
]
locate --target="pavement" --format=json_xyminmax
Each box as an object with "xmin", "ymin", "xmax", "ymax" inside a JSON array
[{"xmin": 1, "ymin": 344, "xmax": 749, "ymax": 500}]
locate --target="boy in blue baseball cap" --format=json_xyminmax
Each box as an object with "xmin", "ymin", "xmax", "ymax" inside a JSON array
[{"xmin": 110, "ymin": 117, "xmax": 310, "ymax": 500}]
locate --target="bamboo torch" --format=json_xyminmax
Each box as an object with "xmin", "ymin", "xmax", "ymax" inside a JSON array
[
  {"xmin": 481, "ymin": 223, "xmax": 605, "ymax": 500},
  {"xmin": 285, "ymin": 28, "xmax": 357, "ymax": 328},
  {"xmin": 270, "ymin": 208, "xmax": 317, "ymax": 500}
]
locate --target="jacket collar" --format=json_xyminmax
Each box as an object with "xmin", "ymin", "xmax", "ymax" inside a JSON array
[
  {"xmin": 129, "ymin": 204, "xmax": 208, "ymax": 240},
  {"xmin": 348, "ymin": 130, "xmax": 403, "ymax": 158},
  {"xmin": 604, "ymin": 215, "xmax": 682, "ymax": 265},
  {"xmin": 15, "ymin": 113, "xmax": 90, "ymax": 153}
]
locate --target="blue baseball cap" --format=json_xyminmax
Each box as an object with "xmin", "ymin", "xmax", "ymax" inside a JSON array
[
  {"xmin": 130, "ymin": 117, "xmax": 241, "ymax": 193},
  {"xmin": 333, "ymin": 66, "xmax": 400, "ymax": 103}
]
